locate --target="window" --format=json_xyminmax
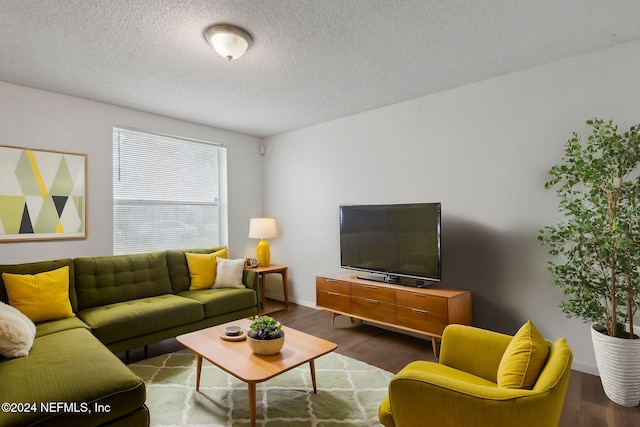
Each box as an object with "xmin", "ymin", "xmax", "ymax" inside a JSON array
[{"xmin": 112, "ymin": 128, "xmax": 226, "ymax": 255}]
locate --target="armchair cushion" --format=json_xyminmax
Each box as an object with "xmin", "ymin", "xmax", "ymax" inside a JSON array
[{"xmin": 497, "ymin": 320, "xmax": 549, "ymax": 389}]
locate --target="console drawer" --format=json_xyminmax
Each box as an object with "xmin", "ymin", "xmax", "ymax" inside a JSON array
[
  {"xmin": 396, "ymin": 305, "xmax": 448, "ymax": 336},
  {"xmin": 396, "ymin": 290, "xmax": 448, "ymax": 315},
  {"xmin": 351, "ymin": 283, "xmax": 395, "ymax": 304},
  {"xmin": 317, "ymin": 289, "xmax": 351, "ymax": 313},
  {"xmin": 352, "ymin": 296, "xmax": 395, "ymax": 324},
  {"xmin": 316, "ymin": 277, "xmax": 351, "ymax": 295}
]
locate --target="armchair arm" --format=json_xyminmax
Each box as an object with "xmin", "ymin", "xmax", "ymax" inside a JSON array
[
  {"xmin": 439, "ymin": 324, "xmax": 512, "ymax": 383},
  {"xmin": 388, "ymin": 362, "xmax": 561, "ymax": 427}
]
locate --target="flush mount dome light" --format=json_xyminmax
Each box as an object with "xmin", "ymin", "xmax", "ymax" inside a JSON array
[{"xmin": 205, "ymin": 24, "xmax": 253, "ymax": 61}]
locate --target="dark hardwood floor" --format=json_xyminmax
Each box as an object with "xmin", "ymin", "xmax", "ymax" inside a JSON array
[{"xmin": 119, "ymin": 303, "xmax": 640, "ymax": 426}]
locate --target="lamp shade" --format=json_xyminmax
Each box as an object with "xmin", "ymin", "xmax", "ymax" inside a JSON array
[
  {"xmin": 205, "ymin": 25, "xmax": 252, "ymax": 61},
  {"xmin": 248, "ymin": 218, "xmax": 277, "ymax": 239}
]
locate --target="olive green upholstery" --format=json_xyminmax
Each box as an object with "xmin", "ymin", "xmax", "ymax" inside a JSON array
[
  {"xmin": 0, "ymin": 247, "xmax": 259, "ymax": 426},
  {"xmin": 78, "ymin": 294, "xmax": 203, "ymax": 344},
  {"xmin": 178, "ymin": 287, "xmax": 257, "ymax": 317},
  {"xmin": 72, "ymin": 247, "xmax": 259, "ymax": 352},
  {"xmin": 34, "ymin": 316, "xmax": 90, "ymax": 338},
  {"xmin": 74, "ymin": 251, "xmax": 172, "ymax": 310},
  {"xmin": 0, "ymin": 328, "xmax": 147, "ymax": 427},
  {"xmin": 379, "ymin": 324, "xmax": 573, "ymax": 427}
]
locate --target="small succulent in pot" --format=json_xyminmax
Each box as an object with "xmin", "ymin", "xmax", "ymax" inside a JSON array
[{"xmin": 248, "ymin": 316, "xmax": 283, "ymax": 340}]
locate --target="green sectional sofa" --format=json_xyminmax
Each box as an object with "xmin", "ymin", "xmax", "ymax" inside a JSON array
[{"xmin": 0, "ymin": 247, "xmax": 259, "ymax": 426}]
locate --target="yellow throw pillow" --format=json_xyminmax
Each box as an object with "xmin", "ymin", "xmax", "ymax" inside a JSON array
[
  {"xmin": 497, "ymin": 320, "xmax": 550, "ymax": 389},
  {"xmin": 186, "ymin": 248, "xmax": 228, "ymax": 290},
  {"xmin": 2, "ymin": 266, "xmax": 75, "ymax": 323}
]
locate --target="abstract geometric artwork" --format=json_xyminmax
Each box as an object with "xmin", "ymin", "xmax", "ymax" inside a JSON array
[{"xmin": 0, "ymin": 145, "xmax": 87, "ymax": 242}]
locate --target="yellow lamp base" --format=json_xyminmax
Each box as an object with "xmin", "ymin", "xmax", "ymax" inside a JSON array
[{"xmin": 256, "ymin": 238, "xmax": 270, "ymax": 267}]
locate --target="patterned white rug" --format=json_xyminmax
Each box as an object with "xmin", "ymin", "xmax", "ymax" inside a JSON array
[{"xmin": 129, "ymin": 349, "xmax": 393, "ymax": 427}]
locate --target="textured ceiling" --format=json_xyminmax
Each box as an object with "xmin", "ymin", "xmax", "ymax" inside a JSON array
[{"xmin": 1, "ymin": 0, "xmax": 640, "ymax": 138}]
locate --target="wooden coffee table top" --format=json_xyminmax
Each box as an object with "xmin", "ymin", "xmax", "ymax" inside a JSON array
[{"xmin": 176, "ymin": 318, "xmax": 337, "ymax": 383}]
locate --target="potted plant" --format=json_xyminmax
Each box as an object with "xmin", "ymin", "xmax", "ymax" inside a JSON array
[
  {"xmin": 539, "ymin": 118, "xmax": 640, "ymax": 406},
  {"xmin": 247, "ymin": 316, "xmax": 285, "ymax": 355}
]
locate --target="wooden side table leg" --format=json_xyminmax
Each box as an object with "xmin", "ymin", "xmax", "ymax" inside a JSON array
[
  {"xmin": 195, "ymin": 355, "xmax": 203, "ymax": 391},
  {"xmin": 431, "ymin": 337, "xmax": 439, "ymax": 358},
  {"xmin": 248, "ymin": 382, "xmax": 257, "ymax": 427},
  {"xmin": 260, "ymin": 272, "xmax": 266, "ymax": 314},
  {"xmin": 309, "ymin": 360, "xmax": 317, "ymax": 394},
  {"xmin": 331, "ymin": 312, "xmax": 337, "ymax": 327},
  {"xmin": 281, "ymin": 269, "xmax": 289, "ymax": 308},
  {"xmin": 282, "ymin": 269, "xmax": 289, "ymax": 308}
]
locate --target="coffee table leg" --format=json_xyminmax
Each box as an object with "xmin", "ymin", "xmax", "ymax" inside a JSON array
[
  {"xmin": 309, "ymin": 360, "xmax": 317, "ymax": 394},
  {"xmin": 196, "ymin": 355, "xmax": 202, "ymax": 391},
  {"xmin": 248, "ymin": 382, "xmax": 257, "ymax": 427}
]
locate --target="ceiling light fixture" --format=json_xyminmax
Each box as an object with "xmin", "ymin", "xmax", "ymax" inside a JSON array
[{"xmin": 204, "ymin": 24, "xmax": 253, "ymax": 61}]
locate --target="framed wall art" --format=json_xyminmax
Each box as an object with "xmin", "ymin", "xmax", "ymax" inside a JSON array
[{"xmin": 0, "ymin": 145, "xmax": 87, "ymax": 242}]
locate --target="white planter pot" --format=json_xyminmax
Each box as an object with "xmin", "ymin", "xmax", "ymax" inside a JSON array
[{"xmin": 591, "ymin": 324, "xmax": 640, "ymax": 407}]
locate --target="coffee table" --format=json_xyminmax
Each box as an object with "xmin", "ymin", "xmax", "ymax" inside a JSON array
[{"xmin": 176, "ymin": 318, "xmax": 337, "ymax": 427}]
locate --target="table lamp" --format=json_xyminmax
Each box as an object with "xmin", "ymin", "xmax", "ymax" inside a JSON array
[{"xmin": 248, "ymin": 218, "xmax": 277, "ymax": 267}]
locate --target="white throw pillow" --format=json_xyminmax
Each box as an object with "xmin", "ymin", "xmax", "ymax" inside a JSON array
[
  {"xmin": 213, "ymin": 258, "xmax": 245, "ymax": 289},
  {"xmin": 0, "ymin": 301, "xmax": 36, "ymax": 358}
]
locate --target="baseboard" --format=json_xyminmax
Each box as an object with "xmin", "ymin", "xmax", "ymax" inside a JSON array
[
  {"xmin": 572, "ymin": 361, "xmax": 599, "ymax": 376},
  {"xmin": 288, "ymin": 297, "xmax": 316, "ymax": 309}
]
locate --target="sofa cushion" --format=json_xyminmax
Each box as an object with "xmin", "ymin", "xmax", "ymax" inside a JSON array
[
  {"xmin": 166, "ymin": 246, "xmax": 230, "ymax": 292},
  {"xmin": 35, "ymin": 317, "xmax": 90, "ymax": 338},
  {"xmin": 178, "ymin": 288, "xmax": 257, "ymax": 318},
  {"xmin": 0, "ymin": 328, "xmax": 146, "ymax": 426},
  {"xmin": 497, "ymin": 320, "xmax": 550, "ymax": 389},
  {"xmin": 0, "ymin": 258, "xmax": 77, "ymax": 312},
  {"xmin": 78, "ymin": 294, "xmax": 203, "ymax": 344},
  {"xmin": 0, "ymin": 301, "xmax": 35, "ymax": 358},
  {"xmin": 185, "ymin": 248, "xmax": 228, "ymax": 290},
  {"xmin": 74, "ymin": 251, "xmax": 173, "ymax": 310},
  {"xmin": 3, "ymin": 266, "xmax": 75, "ymax": 323},
  {"xmin": 213, "ymin": 258, "xmax": 245, "ymax": 289}
]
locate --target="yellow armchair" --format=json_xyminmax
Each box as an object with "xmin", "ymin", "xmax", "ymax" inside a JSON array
[{"xmin": 379, "ymin": 323, "xmax": 573, "ymax": 427}]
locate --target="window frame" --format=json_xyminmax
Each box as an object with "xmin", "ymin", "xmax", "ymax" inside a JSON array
[{"xmin": 112, "ymin": 127, "xmax": 228, "ymax": 255}]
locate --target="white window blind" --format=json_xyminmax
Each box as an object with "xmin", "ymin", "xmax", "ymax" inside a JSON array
[{"xmin": 113, "ymin": 128, "xmax": 224, "ymax": 255}]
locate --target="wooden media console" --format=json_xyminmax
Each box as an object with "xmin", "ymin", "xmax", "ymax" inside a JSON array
[{"xmin": 316, "ymin": 273, "xmax": 472, "ymax": 356}]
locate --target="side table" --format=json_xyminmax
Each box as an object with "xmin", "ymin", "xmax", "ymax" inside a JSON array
[{"xmin": 252, "ymin": 265, "xmax": 288, "ymax": 314}]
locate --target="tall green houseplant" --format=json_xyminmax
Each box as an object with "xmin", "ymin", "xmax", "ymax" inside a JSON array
[{"xmin": 539, "ymin": 119, "xmax": 640, "ymax": 339}]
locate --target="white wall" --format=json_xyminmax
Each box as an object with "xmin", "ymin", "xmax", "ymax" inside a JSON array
[
  {"xmin": 0, "ymin": 81, "xmax": 263, "ymax": 263},
  {"xmin": 263, "ymin": 39, "xmax": 640, "ymax": 374}
]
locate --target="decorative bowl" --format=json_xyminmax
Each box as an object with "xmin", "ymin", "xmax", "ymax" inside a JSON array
[{"xmin": 247, "ymin": 331, "xmax": 285, "ymax": 355}]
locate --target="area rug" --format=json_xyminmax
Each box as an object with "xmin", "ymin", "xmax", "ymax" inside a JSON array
[{"xmin": 129, "ymin": 349, "xmax": 393, "ymax": 427}]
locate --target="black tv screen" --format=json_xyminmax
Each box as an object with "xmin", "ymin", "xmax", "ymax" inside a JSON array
[{"xmin": 339, "ymin": 203, "xmax": 441, "ymax": 285}]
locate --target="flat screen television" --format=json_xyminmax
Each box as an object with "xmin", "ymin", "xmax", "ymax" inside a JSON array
[{"xmin": 339, "ymin": 202, "xmax": 441, "ymax": 287}]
